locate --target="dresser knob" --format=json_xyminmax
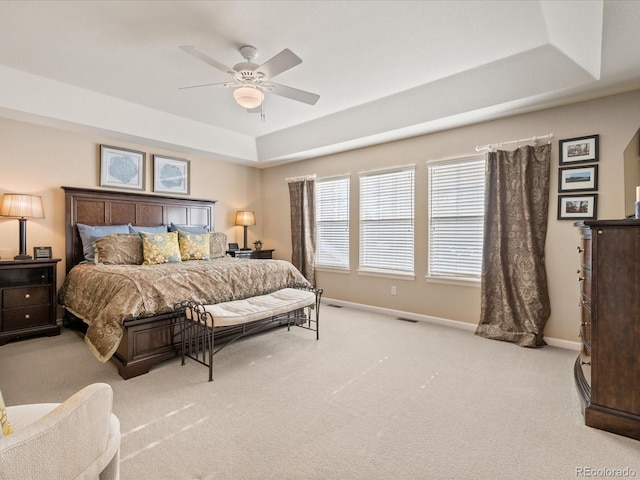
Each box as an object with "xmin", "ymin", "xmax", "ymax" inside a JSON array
[
  {"xmin": 580, "ymin": 321, "xmax": 589, "ymax": 326},
  {"xmin": 25, "ymin": 314, "xmax": 30, "ymax": 320},
  {"xmin": 577, "ymin": 246, "xmax": 584, "ymax": 253},
  {"xmin": 580, "ymin": 360, "xmax": 591, "ymax": 366},
  {"xmin": 578, "ymin": 276, "xmax": 585, "ymax": 282},
  {"xmin": 25, "ymin": 293, "xmax": 31, "ymax": 299}
]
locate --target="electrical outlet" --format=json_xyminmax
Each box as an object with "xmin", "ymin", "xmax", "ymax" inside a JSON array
[{"xmin": 391, "ymin": 285, "xmax": 397, "ymax": 295}]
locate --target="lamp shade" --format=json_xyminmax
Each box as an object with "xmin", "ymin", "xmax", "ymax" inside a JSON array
[
  {"xmin": 0, "ymin": 194, "xmax": 45, "ymax": 219},
  {"xmin": 235, "ymin": 211, "xmax": 256, "ymax": 226},
  {"xmin": 233, "ymin": 87, "xmax": 264, "ymax": 109}
]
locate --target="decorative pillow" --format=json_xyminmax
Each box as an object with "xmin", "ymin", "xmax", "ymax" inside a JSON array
[
  {"xmin": 178, "ymin": 230, "xmax": 211, "ymax": 261},
  {"xmin": 77, "ymin": 223, "xmax": 131, "ymax": 263},
  {"xmin": 140, "ymin": 231, "xmax": 181, "ymax": 265},
  {"xmin": 128, "ymin": 225, "xmax": 168, "ymax": 234},
  {"xmin": 169, "ymin": 222, "xmax": 208, "ymax": 234},
  {"xmin": 0, "ymin": 388, "xmax": 13, "ymax": 437},
  {"xmin": 209, "ymin": 232, "xmax": 228, "ymax": 259},
  {"xmin": 93, "ymin": 234, "xmax": 143, "ymax": 265}
]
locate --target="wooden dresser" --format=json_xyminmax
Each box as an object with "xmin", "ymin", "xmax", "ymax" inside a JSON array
[{"xmin": 575, "ymin": 220, "xmax": 640, "ymax": 440}]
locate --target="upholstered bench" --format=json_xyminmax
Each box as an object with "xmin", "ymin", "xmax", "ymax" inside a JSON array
[{"xmin": 174, "ymin": 287, "xmax": 322, "ymax": 381}]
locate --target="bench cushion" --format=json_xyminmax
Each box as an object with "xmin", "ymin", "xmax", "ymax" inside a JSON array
[{"xmin": 192, "ymin": 288, "xmax": 316, "ymax": 327}]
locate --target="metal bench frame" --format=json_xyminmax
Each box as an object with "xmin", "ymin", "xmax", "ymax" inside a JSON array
[{"xmin": 173, "ymin": 287, "xmax": 322, "ymax": 381}]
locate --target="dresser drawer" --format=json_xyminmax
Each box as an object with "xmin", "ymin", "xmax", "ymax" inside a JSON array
[
  {"xmin": 578, "ymin": 225, "xmax": 591, "ymax": 265},
  {"xmin": 578, "ymin": 266, "xmax": 591, "ymax": 298},
  {"xmin": 2, "ymin": 305, "xmax": 51, "ymax": 331},
  {"xmin": 2, "ymin": 286, "xmax": 50, "ymax": 308},
  {"xmin": 580, "ymin": 302, "xmax": 591, "ymax": 353}
]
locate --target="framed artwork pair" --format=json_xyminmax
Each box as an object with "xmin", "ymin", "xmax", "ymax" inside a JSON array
[{"xmin": 99, "ymin": 145, "xmax": 190, "ymax": 195}]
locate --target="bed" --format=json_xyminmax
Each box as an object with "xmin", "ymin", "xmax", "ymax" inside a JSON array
[{"xmin": 59, "ymin": 186, "xmax": 311, "ymax": 379}]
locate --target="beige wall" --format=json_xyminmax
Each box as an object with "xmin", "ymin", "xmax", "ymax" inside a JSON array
[
  {"xmin": 261, "ymin": 89, "xmax": 640, "ymax": 343},
  {"xmin": 2, "ymin": 90, "xmax": 639, "ymax": 342},
  {"xmin": 0, "ymin": 117, "xmax": 262, "ymax": 290}
]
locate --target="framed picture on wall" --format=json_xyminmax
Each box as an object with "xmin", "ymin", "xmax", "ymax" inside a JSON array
[
  {"xmin": 100, "ymin": 145, "xmax": 145, "ymax": 190},
  {"xmin": 559, "ymin": 134, "xmax": 599, "ymax": 165},
  {"xmin": 153, "ymin": 155, "xmax": 190, "ymax": 195},
  {"xmin": 557, "ymin": 194, "xmax": 597, "ymax": 220},
  {"xmin": 558, "ymin": 165, "xmax": 598, "ymax": 192}
]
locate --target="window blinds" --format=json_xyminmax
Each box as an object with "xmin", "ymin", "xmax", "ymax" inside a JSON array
[
  {"xmin": 359, "ymin": 167, "xmax": 415, "ymax": 274},
  {"xmin": 315, "ymin": 176, "xmax": 350, "ymax": 268},
  {"xmin": 427, "ymin": 156, "xmax": 485, "ymax": 279}
]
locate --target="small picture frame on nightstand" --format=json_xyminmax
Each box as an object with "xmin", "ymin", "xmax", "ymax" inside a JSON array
[{"xmin": 33, "ymin": 246, "xmax": 52, "ymax": 259}]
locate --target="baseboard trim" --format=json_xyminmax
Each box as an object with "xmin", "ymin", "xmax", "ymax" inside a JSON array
[{"xmin": 321, "ymin": 297, "xmax": 581, "ymax": 352}]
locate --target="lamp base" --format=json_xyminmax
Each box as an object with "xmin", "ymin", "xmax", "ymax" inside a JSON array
[{"xmin": 14, "ymin": 254, "xmax": 32, "ymax": 261}]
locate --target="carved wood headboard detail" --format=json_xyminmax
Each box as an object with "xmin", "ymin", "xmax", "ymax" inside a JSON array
[{"xmin": 63, "ymin": 186, "xmax": 216, "ymax": 274}]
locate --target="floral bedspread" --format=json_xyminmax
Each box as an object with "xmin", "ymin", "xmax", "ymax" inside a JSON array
[{"xmin": 58, "ymin": 258, "xmax": 311, "ymax": 362}]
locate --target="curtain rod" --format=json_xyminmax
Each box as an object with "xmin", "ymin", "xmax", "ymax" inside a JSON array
[
  {"xmin": 475, "ymin": 133, "xmax": 554, "ymax": 152},
  {"xmin": 286, "ymin": 174, "xmax": 316, "ymax": 183}
]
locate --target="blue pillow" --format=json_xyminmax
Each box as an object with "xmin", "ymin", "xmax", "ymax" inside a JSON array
[
  {"xmin": 129, "ymin": 225, "xmax": 168, "ymax": 234},
  {"xmin": 77, "ymin": 223, "xmax": 131, "ymax": 262},
  {"xmin": 169, "ymin": 222, "xmax": 208, "ymax": 234}
]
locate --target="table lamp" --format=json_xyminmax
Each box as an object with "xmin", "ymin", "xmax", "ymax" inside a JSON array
[
  {"xmin": 0, "ymin": 193, "xmax": 45, "ymax": 260},
  {"xmin": 235, "ymin": 211, "xmax": 255, "ymax": 250}
]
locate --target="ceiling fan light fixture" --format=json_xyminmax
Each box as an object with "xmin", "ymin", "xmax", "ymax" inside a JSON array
[{"xmin": 233, "ymin": 86, "xmax": 264, "ymax": 109}]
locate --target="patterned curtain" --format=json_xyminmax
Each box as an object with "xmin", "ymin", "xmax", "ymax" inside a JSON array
[
  {"xmin": 475, "ymin": 144, "xmax": 551, "ymax": 347},
  {"xmin": 288, "ymin": 177, "xmax": 316, "ymax": 284}
]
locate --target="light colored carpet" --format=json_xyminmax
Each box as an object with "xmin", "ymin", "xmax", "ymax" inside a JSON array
[{"xmin": 1, "ymin": 305, "xmax": 639, "ymax": 480}]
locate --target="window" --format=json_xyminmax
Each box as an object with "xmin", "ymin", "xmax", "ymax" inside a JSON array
[
  {"xmin": 315, "ymin": 176, "xmax": 350, "ymax": 269},
  {"xmin": 359, "ymin": 166, "xmax": 415, "ymax": 275},
  {"xmin": 427, "ymin": 155, "xmax": 485, "ymax": 280}
]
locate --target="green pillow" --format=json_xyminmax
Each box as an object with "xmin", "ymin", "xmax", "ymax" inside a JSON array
[
  {"xmin": 0, "ymin": 389, "xmax": 13, "ymax": 437},
  {"xmin": 140, "ymin": 231, "xmax": 182, "ymax": 265}
]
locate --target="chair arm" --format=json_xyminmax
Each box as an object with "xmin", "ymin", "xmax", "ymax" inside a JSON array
[{"xmin": 0, "ymin": 383, "xmax": 119, "ymax": 480}]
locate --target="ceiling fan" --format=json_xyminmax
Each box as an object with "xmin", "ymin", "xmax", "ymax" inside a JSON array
[{"xmin": 179, "ymin": 45, "xmax": 320, "ymax": 111}]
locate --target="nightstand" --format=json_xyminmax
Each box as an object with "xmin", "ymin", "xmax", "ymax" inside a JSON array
[
  {"xmin": 227, "ymin": 249, "xmax": 274, "ymax": 259},
  {"xmin": 0, "ymin": 258, "xmax": 61, "ymax": 346}
]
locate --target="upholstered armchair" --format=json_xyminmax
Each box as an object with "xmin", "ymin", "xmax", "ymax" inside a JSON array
[{"xmin": 0, "ymin": 383, "xmax": 120, "ymax": 480}]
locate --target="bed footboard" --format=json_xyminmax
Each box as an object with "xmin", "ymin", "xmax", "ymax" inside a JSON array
[{"xmin": 63, "ymin": 300, "xmax": 316, "ymax": 380}]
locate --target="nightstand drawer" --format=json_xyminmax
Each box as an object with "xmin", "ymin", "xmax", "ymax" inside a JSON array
[
  {"xmin": 2, "ymin": 305, "xmax": 51, "ymax": 331},
  {"xmin": 3, "ymin": 286, "xmax": 50, "ymax": 308}
]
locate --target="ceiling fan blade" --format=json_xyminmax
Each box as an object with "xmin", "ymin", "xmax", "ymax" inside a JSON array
[
  {"xmin": 269, "ymin": 82, "xmax": 320, "ymax": 105},
  {"xmin": 254, "ymin": 49, "xmax": 302, "ymax": 79},
  {"xmin": 179, "ymin": 46, "xmax": 235, "ymax": 76},
  {"xmin": 178, "ymin": 81, "xmax": 228, "ymax": 90}
]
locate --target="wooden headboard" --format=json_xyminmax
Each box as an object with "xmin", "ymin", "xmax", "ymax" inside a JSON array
[{"xmin": 63, "ymin": 186, "xmax": 216, "ymax": 273}]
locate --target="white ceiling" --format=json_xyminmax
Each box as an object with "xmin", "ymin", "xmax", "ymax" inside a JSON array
[{"xmin": 0, "ymin": 1, "xmax": 638, "ymax": 166}]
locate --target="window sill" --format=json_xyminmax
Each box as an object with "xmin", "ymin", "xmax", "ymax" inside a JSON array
[
  {"xmin": 316, "ymin": 266, "xmax": 351, "ymax": 274},
  {"xmin": 425, "ymin": 276, "xmax": 481, "ymax": 287},
  {"xmin": 358, "ymin": 268, "xmax": 415, "ymax": 281}
]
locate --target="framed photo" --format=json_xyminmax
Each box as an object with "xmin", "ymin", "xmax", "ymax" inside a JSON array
[
  {"xmin": 558, "ymin": 165, "xmax": 598, "ymax": 192},
  {"xmin": 557, "ymin": 194, "xmax": 597, "ymax": 220},
  {"xmin": 100, "ymin": 145, "xmax": 145, "ymax": 190},
  {"xmin": 559, "ymin": 134, "xmax": 599, "ymax": 165},
  {"xmin": 153, "ymin": 155, "xmax": 190, "ymax": 195},
  {"xmin": 33, "ymin": 246, "xmax": 52, "ymax": 259},
  {"xmin": 228, "ymin": 242, "xmax": 239, "ymax": 251}
]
